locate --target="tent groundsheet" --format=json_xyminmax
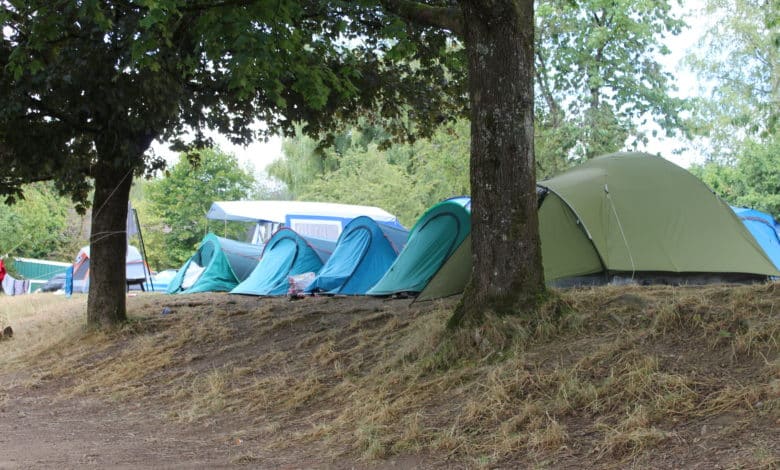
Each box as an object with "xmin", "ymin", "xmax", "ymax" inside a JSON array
[
  {"xmin": 231, "ymin": 229, "xmax": 336, "ymax": 296},
  {"xmin": 306, "ymin": 216, "xmax": 409, "ymax": 295},
  {"xmin": 166, "ymin": 233, "xmax": 263, "ymax": 294}
]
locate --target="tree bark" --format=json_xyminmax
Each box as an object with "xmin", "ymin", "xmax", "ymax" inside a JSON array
[
  {"xmin": 449, "ymin": 0, "xmax": 546, "ymax": 328},
  {"xmin": 86, "ymin": 142, "xmax": 138, "ymax": 328}
]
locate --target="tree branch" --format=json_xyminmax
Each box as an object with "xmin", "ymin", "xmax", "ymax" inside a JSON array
[{"xmin": 380, "ymin": 0, "xmax": 464, "ymax": 36}]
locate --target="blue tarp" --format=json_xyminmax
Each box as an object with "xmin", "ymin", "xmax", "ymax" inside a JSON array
[
  {"xmin": 231, "ymin": 229, "xmax": 336, "ymax": 296},
  {"xmin": 733, "ymin": 207, "xmax": 780, "ymax": 270},
  {"xmin": 307, "ymin": 216, "xmax": 409, "ymax": 295}
]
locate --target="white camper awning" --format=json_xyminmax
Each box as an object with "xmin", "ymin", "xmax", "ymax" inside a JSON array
[{"xmin": 206, "ymin": 200, "xmax": 401, "ymax": 225}]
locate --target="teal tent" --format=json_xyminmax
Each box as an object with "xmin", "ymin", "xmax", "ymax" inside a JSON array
[
  {"xmin": 231, "ymin": 228, "xmax": 335, "ymax": 296},
  {"xmin": 307, "ymin": 216, "xmax": 409, "ymax": 295},
  {"xmin": 166, "ymin": 233, "xmax": 263, "ymax": 294},
  {"xmin": 367, "ymin": 197, "xmax": 471, "ymax": 296}
]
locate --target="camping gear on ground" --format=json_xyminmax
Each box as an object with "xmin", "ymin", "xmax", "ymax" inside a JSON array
[
  {"xmin": 732, "ymin": 206, "xmax": 780, "ymax": 270},
  {"xmin": 207, "ymin": 200, "xmax": 405, "ymax": 244},
  {"xmin": 417, "ymin": 152, "xmax": 780, "ymax": 300},
  {"xmin": 288, "ymin": 272, "xmax": 316, "ymax": 299},
  {"xmin": 70, "ymin": 245, "xmax": 148, "ymax": 294},
  {"xmin": 166, "ymin": 233, "xmax": 263, "ymax": 294},
  {"xmin": 306, "ymin": 216, "xmax": 409, "ymax": 295},
  {"xmin": 231, "ymin": 228, "xmax": 336, "ymax": 296},
  {"xmin": 366, "ymin": 197, "xmax": 471, "ymax": 296}
]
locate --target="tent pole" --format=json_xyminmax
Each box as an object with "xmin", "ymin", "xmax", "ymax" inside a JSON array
[{"xmin": 133, "ymin": 208, "xmax": 154, "ymax": 292}]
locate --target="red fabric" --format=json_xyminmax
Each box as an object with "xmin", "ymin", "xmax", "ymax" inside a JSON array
[{"xmin": 0, "ymin": 259, "xmax": 5, "ymax": 283}]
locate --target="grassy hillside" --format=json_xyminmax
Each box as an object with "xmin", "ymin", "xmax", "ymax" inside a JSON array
[{"xmin": 0, "ymin": 285, "xmax": 778, "ymax": 468}]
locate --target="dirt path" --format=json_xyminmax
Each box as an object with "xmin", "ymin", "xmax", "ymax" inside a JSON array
[
  {"xmin": 0, "ymin": 383, "xmax": 433, "ymax": 469},
  {"xmin": 0, "ymin": 387, "xmax": 236, "ymax": 469}
]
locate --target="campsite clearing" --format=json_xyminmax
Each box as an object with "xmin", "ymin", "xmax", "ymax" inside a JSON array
[{"xmin": 0, "ymin": 285, "xmax": 778, "ymax": 468}]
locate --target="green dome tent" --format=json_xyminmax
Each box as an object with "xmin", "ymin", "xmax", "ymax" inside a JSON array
[
  {"xmin": 417, "ymin": 153, "xmax": 780, "ymax": 300},
  {"xmin": 166, "ymin": 233, "xmax": 264, "ymax": 294}
]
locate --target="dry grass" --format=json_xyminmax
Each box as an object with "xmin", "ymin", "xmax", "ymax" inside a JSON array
[
  {"xmin": 1, "ymin": 283, "xmax": 779, "ymax": 467},
  {"xmin": 0, "ymin": 294, "xmax": 87, "ymax": 371}
]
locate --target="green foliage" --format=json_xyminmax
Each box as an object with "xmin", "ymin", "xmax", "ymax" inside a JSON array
[
  {"xmin": 0, "ymin": 0, "xmax": 466, "ymax": 207},
  {"xmin": 269, "ymin": 121, "xmax": 470, "ymax": 227},
  {"xmin": 685, "ymin": 0, "xmax": 779, "ymax": 218},
  {"xmin": 535, "ymin": 0, "xmax": 688, "ymax": 161},
  {"xmin": 0, "ymin": 182, "xmax": 86, "ymax": 260},
  {"xmin": 691, "ymin": 136, "xmax": 780, "ymax": 216},
  {"xmin": 687, "ymin": 0, "xmax": 780, "ymax": 148},
  {"xmin": 139, "ymin": 149, "xmax": 256, "ymax": 270}
]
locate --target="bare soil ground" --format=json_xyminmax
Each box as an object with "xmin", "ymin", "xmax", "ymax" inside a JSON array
[{"xmin": 0, "ymin": 284, "xmax": 778, "ymax": 469}]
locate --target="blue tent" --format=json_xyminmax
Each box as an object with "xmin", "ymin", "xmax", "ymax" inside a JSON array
[
  {"xmin": 307, "ymin": 216, "xmax": 409, "ymax": 295},
  {"xmin": 367, "ymin": 197, "xmax": 471, "ymax": 296},
  {"xmin": 732, "ymin": 207, "xmax": 780, "ymax": 270},
  {"xmin": 231, "ymin": 229, "xmax": 336, "ymax": 296},
  {"xmin": 167, "ymin": 233, "xmax": 264, "ymax": 294}
]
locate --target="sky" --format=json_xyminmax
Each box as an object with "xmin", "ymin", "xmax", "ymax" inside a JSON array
[{"xmin": 153, "ymin": 1, "xmax": 711, "ymax": 173}]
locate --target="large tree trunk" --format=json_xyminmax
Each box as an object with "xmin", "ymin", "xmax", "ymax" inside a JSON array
[
  {"xmin": 86, "ymin": 147, "xmax": 136, "ymax": 328},
  {"xmin": 449, "ymin": 0, "xmax": 545, "ymax": 328}
]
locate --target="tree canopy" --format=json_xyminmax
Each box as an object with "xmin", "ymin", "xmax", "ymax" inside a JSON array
[
  {"xmin": 687, "ymin": 0, "xmax": 779, "ymax": 147},
  {"xmin": 0, "ymin": 0, "xmax": 467, "ymax": 326}
]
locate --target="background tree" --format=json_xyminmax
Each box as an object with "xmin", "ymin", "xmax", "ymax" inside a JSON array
[
  {"xmin": 0, "ymin": 1, "xmax": 464, "ymax": 327},
  {"xmin": 268, "ymin": 120, "xmax": 470, "ymax": 227},
  {"xmin": 691, "ymin": 137, "xmax": 780, "ymax": 215},
  {"xmin": 0, "ymin": 182, "xmax": 87, "ymax": 260},
  {"xmin": 137, "ymin": 148, "xmax": 256, "ymax": 270},
  {"xmin": 687, "ymin": 0, "xmax": 779, "ymax": 148},
  {"xmin": 271, "ymin": 1, "xmax": 689, "ymax": 184},
  {"xmin": 686, "ymin": 0, "xmax": 779, "ymax": 216},
  {"xmin": 534, "ymin": 0, "xmax": 687, "ymax": 171}
]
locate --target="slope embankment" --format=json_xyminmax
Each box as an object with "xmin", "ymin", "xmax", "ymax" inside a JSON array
[{"xmin": 0, "ymin": 284, "xmax": 777, "ymax": 468}]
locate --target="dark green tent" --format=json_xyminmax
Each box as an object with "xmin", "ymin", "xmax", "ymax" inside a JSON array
[{"xmin": 417, "ymin": 153, "xmax": 780, "ymax": 300}]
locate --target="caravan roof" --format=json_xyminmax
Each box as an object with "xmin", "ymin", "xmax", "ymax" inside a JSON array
[
  {"xmin": 207, "ymin": 200, "xmax": 405, "ymax": 243},
  {"xmin": 207, "ymin": 200, "xmax": 402, "ymax": 225}
]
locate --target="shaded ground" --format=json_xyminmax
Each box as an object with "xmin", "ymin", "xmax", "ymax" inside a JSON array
[{"xmin": 0, "ymin": 286, "xmax": 778, "ymax": 469}]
